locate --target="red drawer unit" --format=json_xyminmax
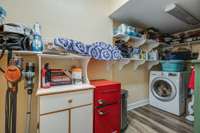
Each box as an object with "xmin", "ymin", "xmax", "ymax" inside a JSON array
[{"xmin": 91, "ymin": 80, "xmax": 121, "ymax": 133}]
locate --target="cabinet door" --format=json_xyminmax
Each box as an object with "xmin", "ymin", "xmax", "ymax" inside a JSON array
[
  {"xmin": 71, "ymin": 105, "xmax": 93, "ymax": 133},
  {"xmin": 95, "ymin": 104, "xmax": 120, "ymax": 133},
  {"xmin": 40, "ymin": 110, "xmax": 69, "ymax": 133},
  {"xmin": 194, "ymin": 64, "xmax": 200, "ymax": 133}
]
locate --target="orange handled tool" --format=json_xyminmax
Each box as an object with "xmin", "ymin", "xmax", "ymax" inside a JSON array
[{"xmin": 4, "ymin": 65, "xmax": 21, "ymax": 83}]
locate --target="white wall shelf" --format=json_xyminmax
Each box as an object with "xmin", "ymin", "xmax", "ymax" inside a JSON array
[
  {"xmin": 113, "ymin": 32, "xmax": 167, "ymax": 70},
  {"xmin": 161, "ymin": 40, "xmax": 200, "ymax": 48},
  {"xmin": 113, "ymin": 33, "xmax": 146, "ymax": 47},
  {"xmin": 0, "ymin": 50, "xmax": 90, "ymax": 59},
  {"xmin": 117, "ymin": 58, "xmax": 160, "ymax": 71},
  {"xmin": 37, "ymin": 53, "xmax": 91, "ymax": 60},
  {"xmin": 113, "ymin": 33, "xmax": 163, "ymax": 51},
  {"xmin": 0, "ymin": 50, "xmax": 42, "ymax": 56}
]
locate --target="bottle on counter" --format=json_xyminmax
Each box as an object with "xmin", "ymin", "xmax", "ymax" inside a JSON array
[
  {"xmin": 71, "ymin": 67, "xmax": 82, "ymax": 85},
  {"xmin": 32, "ymin": 23, "xmax": 43, "ymax": 52}
]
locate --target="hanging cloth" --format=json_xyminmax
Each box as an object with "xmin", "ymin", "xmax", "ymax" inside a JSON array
[{"xmin": 188, "ymin": 66, "xmax": 195, "ymax": 90}]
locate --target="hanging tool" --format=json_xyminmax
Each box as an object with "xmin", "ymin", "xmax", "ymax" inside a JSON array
[
  {"xmin": 0, "ymin": 23, "xmax": 32, "ymax": 133},
  {"xmin": 4, "ymin": 54, "xmax": 23, "ymax": 133},
  {"xmin": 22, "ymin": 62, "xmax": 35, "ymax": 133}
]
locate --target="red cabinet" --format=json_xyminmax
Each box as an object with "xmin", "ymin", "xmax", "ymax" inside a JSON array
[{"xmin": 91, "ymin": 80, "xmax": 121, "ymax": 133}]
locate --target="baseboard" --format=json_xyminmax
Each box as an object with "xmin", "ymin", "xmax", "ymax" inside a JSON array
[{"xmin": 127, "ymin": 99, "xmax": 149, "ymax": 111}]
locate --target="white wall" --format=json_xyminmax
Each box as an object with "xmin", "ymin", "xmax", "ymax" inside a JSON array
[
  {"xmin": 109, "ymin": 0, "xmax": 129, "ymax": 15},
  {"xmin": 1, "ymin": 0, "xmax": 112, "ymax": 43},
  {"xmin": 0, "ymin": 1, "xmax": 113, "ymax": 133},
  {"xmin": 1, "ymin": 0, "xmax": 114, "ymax": 79}
]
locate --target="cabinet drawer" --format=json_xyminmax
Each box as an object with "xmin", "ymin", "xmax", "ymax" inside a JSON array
[{"xmin": 40, "ymin": 90, "xmax": 93, "ymax": 114}]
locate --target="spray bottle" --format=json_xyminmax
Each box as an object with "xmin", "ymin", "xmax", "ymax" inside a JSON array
[{"xmin": 32, "ymin": 23, "xmax": 43, "ymax": 51}]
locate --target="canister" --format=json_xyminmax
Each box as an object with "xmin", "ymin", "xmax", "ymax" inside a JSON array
[{"xmin": 72, "ymin": 67, "xmax": 82, "ymax": 85}]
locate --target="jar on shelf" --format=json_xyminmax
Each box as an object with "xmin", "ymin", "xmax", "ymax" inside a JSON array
[{"xmin": 72, "ymin": 67, "xmax": 82, "ymax": 85}]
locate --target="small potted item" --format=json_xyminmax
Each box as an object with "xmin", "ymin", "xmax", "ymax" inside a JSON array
[{"xmin": 71, "ymin": 67, "xmax": 82, "ymax": 85}]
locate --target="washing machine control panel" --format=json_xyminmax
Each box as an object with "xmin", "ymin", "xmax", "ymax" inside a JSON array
[{"xmin": 168, "ymin": 73, "xmax": 177, "ymax": 77}]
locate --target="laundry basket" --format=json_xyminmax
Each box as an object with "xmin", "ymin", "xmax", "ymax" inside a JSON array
[{"xmin": 160, "ymin": 60, "xmax": 184, "ymax": 72}]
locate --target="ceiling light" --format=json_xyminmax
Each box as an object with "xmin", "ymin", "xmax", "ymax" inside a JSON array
[{"xmin": 165, "ymin": 3, "xmax": 200, "ymax": 25}]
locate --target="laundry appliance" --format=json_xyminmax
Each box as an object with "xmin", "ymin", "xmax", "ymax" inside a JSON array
[
  {"xmin": 149, "ymin": 71, "xmax": 189, "ymax": 116},
  {"xmin": 91, "ymin": 80, "xmax": 121, "ymax": 133}
]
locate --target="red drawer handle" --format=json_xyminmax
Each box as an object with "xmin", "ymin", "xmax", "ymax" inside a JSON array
[
  {"xmin": 98, "ymin": 110, "xmax": 107, "ymax": 116},
  {"xmin": 98, "ymin": 99, "xmax": 106, "ymax": 105}
]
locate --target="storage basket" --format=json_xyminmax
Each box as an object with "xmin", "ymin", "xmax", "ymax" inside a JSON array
[{"xmin": 160, "ymin": 60, "xmax": 184, "ymax": 72}]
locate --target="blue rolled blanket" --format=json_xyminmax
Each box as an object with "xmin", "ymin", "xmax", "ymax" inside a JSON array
[{"xmin": 54, "ymin": 38, "xmax": 122, "ymax": 61}]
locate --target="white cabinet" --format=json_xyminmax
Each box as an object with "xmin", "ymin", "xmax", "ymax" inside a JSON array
[
  {"xmin": 40, "ymin": 90, "xmax": 93, "ymax": 115},
  {"xmin": 38, "ymin": 89, "xmax": 93, "ymax": 133},
  {"xmin": 71, "ymin": 105, "xmax": 93, "ymax": 133},
  {"xmin": 40, "ymin": 110, "xmax": 69, "ymax": 133}
]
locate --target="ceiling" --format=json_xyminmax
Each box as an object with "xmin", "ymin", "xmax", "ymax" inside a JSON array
[{"xmin": 110, "ymin": 0, "xmax": 200, "ymax": 34}]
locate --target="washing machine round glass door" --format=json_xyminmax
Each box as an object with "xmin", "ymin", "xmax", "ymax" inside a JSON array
[{"xmin": 151, "ymin": 77, "xmax": 177, "ymax": 101}]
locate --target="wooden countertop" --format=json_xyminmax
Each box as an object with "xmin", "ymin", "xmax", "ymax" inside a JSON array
[{"xmin": 36, "ymin": 84, "xmax": 95, "ymax": 96}]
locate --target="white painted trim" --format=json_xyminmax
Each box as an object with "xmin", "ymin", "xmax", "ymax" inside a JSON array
[{"xmin": 127, "ymin": 99, "xmax": 149, "ymax": 111}]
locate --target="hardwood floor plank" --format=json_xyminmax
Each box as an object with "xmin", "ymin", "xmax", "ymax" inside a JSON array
[
  {"xmin": 125, "ymin": 105, "xmax": 193, "ymax": 133},
  {"xmin": 141, "ymin": 105, "xmax": 193, "ymax": 130},
  {"xmin": 143, "ymin": 105, "xmax": 193, "ymax": 125},
  {"xmin": 128, "ymin": 111, "xmax": 172, "ymax": 133},
  {"xmin": 134, "ymin": 106, "xmax": 192, "ymax": 133}
]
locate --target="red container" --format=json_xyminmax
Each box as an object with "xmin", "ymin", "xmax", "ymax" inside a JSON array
[{"xmin": 91, "ymin": 80, "xmax": 121, "ymax": 133}]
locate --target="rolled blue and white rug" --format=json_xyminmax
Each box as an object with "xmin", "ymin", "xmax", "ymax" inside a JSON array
[{"xmin": 54, "ymin": 37, "xmax": 122, "ymax": 61}]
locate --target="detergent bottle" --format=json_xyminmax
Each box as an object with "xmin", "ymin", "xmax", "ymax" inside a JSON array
[{"xmin": 32, "ymin": 23, "xmax": 43, "ymax": 51}]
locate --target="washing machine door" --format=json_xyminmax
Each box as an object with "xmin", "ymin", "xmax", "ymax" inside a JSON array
[{"xmin": 151, "ymin": 77, "xmax": 177, "ymax": 102}]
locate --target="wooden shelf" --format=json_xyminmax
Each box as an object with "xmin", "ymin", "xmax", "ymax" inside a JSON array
[
  {"xmin": 37, "ymin": 53, "xmax": 91, "ymax": 89},
  {"xmin": 0, "ymin": 50, "xmax": 42, "ymax": 56},
  {"xmin": 0, "ymin": 50, "xmax": 91, "ymax": 59},
  {"xmin": 37, "ymin": 53, "xmax": 91, "ymax": 60}
]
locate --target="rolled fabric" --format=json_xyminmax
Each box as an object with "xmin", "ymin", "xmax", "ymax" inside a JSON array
[
  {"xmin": 112, "ymin": 49, "xmax": 122, "ymax": 60},
  {"xmin": 95, "ymin": 42, "xmax": 109, "ymax": 49},
  {"xmin": 88, "ymin": 45, "xmax": 101, "ymax": 59},
  {"xmin": 54, "ymin": 38, "xmax": 73, "ymax": 51},
  {"xmin": 54, "ymin": 38, "xmax": 122, "ymax": 60},
  {"xmin": 100, "ymin": 49, "xmax": 112, "ymax": 61},
  {"xmin": 72, "ymin": 40, "xmax": 88, "ymax": 55}
]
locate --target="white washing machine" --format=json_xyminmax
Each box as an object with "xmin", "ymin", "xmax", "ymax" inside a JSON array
[{"xmin": 149, "ymin": 71, "xmax": 189, "ymax": 116}]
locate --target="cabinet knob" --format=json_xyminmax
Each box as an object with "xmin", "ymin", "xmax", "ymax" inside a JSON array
[
  {"xmin": 98, "ymin": 110, "xmax": 106, "ymax": 116},
  {"xmin": 68, "ymin": 99, "xmax": 73, "ymax": 103},
  {"xmin": 98, "ymin": 99, "xmax": 105, "ymax": 105}
]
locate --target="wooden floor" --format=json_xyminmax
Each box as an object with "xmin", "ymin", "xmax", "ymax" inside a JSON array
[{"xmin": 125, "ymin": 105, "xmax": 193, "ymax": 133}]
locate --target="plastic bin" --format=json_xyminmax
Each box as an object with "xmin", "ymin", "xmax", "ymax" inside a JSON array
[{"xmin": 160, "ymin": 60, "xmax": 184, "ymax": 72}]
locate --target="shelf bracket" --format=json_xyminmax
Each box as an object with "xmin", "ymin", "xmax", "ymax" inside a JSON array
[
  {"xmin": 134, "ymin": 37, "xmax": 146, "ymax": 47},
  {"xmin": 147, "ymin": 61, "xmax": 160, "ymax": 70},
  {"xmin": 133, "ymin": 60, "xmax": 145, "ymax": 70},
  {"xmin": 118, "ymin": 58, "xmax": 130, "ymax": 71},
  {"xmin": 105, "ymin": 61, "xmax": 113, "ymax": 72}
]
